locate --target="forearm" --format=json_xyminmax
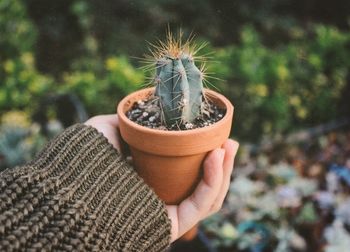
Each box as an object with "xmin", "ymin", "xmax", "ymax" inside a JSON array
[{"xmin": 0, "ymin": 124, "xmax": 170, "ymax": 251}]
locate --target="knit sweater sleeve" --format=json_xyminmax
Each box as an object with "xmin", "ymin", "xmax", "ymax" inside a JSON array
[{"xmin": 0, "ymin": 124, "xmax": 171, "ymax": 251}]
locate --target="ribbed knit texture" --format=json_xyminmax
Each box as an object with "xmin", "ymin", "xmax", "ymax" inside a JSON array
[{"xmin": 0, "ymin": 124, "xmax": 171, "ymax": 251}]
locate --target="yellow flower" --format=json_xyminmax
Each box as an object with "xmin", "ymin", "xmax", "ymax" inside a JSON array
[
  {"xmin": 106, "ymin": 57, "xmax": 119, "ymax": 71},
  {"xmin": 21, "ymin": 53, "xmax": 34, "ymax": 67},
  {"xmin": 297, "ymin": 107, "xmax": 307, "ymax": 119},
  {"xmin": 249, "ymin": 84, "xmax": 268, "ymax": 97},
  {"xmin": 277, "ymin": 65, "xmax": 289, "ymax": 81},
  {"xmin": 289, "ymin": 96, "xmax": 301, "ymax": 106},
  {"xmin": 1, "ymin": 111, "xmax": 30, "ymax": 127},
  {"xmin": 4, "ymin": 60, "xmax": 15, "ymax": 73}
]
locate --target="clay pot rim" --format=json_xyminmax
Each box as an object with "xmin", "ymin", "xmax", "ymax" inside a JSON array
[{"xmin": 117, "ymin": 87, "xmax": 234, "ymax": 136}]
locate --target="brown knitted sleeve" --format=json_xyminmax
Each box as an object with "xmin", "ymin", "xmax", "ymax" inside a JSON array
[{"xmin": 0, "ymin": 124, "xmax": 171, "ymax": 251}]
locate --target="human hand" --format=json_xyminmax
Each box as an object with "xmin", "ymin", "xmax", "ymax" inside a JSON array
[
  {"xmin": 85, "ymin": 115, "xmax": 239, "ymax": 243},
  {"xmin": 166, "ymin": 139, "xmax": 239, "ymax": 242}
]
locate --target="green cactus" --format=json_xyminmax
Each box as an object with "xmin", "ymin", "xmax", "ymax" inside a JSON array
[{"xmin": 152, "ymin": 33, "xmax": 204, "ymax": 126}]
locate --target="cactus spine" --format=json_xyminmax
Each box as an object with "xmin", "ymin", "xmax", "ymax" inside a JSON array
[{"xmin": 152, "ymin": 33, "xmax": 204, "ymax": 126}]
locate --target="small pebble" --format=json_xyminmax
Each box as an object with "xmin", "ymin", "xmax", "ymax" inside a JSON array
[
  {"xmin": 185, "ymin": 123, "xmax": 194, "ymax": 129},
  {"xmin": 158, "ymin": 126, "xmax": 167, "ymax": 130},
  {"xmin": 127, "ymin": 97, "xmax": 226, "ymax": 131}
]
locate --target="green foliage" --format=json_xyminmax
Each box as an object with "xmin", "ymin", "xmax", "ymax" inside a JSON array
[
  {"xmin": 0, "ymin": 0, "xmax": 54, "ymax": 117},
  {"xmin": 0, "ymin": 0, "xmax": 349, "ymax": 143},
  {"xmin": 68, "ymin": 0, "xmax": 350, "ymax": 61},
  {"xmin": 61, "ymin": 56, "xmax": 144, "ymax": 115},
  {"xmin": 0, "ymin": 53, "xmax": 54, "ymax": 115},
  {"xmin": 211, "ymin": 25, "xmax": 350, "ymax": 141},
  {"xmin": 0, "ymin": 0, "xmax": 37, "ymax": 61}
]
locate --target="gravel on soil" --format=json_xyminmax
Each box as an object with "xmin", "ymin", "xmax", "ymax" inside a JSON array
[{"xmin": 126, "ymin": 95, "xmax": 226, "ymax": 131}]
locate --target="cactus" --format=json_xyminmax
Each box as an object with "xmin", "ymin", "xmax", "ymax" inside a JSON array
[{"xmin": 151, "ymin": 32, "xmax": 204, "ymax": 126}]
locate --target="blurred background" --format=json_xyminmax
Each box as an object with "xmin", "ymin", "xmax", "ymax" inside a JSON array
[{"xmin": 1, "ymin": 0, "xmax": 350, "ymax": 251}]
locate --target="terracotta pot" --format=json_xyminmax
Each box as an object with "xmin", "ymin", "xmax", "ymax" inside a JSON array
[{"xmin": 117, "ymin": 87, "xmax": 234, "ymax": 238}]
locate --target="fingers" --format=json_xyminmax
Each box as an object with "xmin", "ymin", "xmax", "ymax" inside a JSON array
[
  {"xmin": 185, "ymin": 149, "xmax": 225, "ymax": 216},
  {"xmin": 210, "ymin": 139, "xmax": 239, "ymax": 212},
  {"xmin": 85, "ymin": 114, "xmax": 119, "ymax": 127},
  {"xmin": 174, "ymin": 148, "xmax": 225, "ymax": 237},
  {"xmin": 103, "ymin": 114, "xmax": 119, "ymax": 127},
  {"xmin": 166, "ymin": 139, "xmax": 239, "ymax": 242}
]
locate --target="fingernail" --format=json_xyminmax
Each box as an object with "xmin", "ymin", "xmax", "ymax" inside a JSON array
[
  {"xmin": 218, "ymin": 149, "xmax": 225, "ymax": 160},
  {"xmin": 231, "ymin": 140, "xmax": 239, "ymax": 155}
]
